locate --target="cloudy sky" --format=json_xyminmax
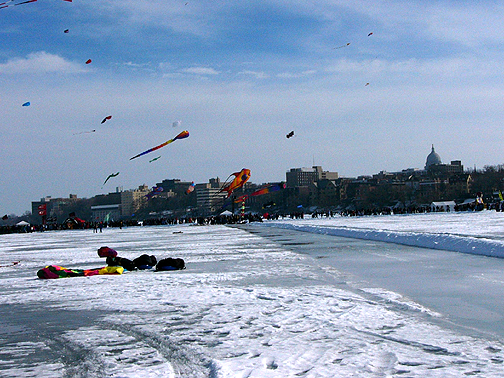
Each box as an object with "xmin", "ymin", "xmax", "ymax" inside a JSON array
[{"xmin": 2, "ymin": 0, "xmax": 504, "ymax": 215}]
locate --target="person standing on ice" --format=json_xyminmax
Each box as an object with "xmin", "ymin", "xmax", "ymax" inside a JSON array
[{"xmin": 475, "ymin": 192, "xmax": 485, "ymax": 211}]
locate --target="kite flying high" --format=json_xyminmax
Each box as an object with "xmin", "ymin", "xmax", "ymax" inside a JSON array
[
  {"xmin": 220, "ymin": 169, "xmax": 251, "ymax": 198},
  {"xmin": 1, "ymin": 0, "xmax": 71, "ymax": 10},
  {"xmin": 130, "ymin": 130, "xmax": 189, "ymax": 160},
  {"xmin": 73, "ymin": 129, "xmax": 96, "ymax": 135},
  {"xmin": 103, "ymin": 172, "xmax": 119, "ymax": 186},
  {"xmin": 333, "ymin": 42, "xmax": 350, "ymax": 49}
]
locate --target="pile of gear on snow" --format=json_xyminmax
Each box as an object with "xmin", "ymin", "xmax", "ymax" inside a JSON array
[
  {"xmin": 98, "ymin": 246, "xmax": 186, "ymax": 271},
  {"xmin": 36, "ymin": 247, "xmax": 185, "ymax": 279}
]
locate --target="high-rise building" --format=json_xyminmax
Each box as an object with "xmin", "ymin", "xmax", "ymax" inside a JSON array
[{"xmin": 286, "ymin": 166, "xmax": 338, "ymax": 187}]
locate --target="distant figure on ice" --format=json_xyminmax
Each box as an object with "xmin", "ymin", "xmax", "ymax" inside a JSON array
[{"xmin": 475, "ymin": 192, "xmax": 485, "ymax": 211}]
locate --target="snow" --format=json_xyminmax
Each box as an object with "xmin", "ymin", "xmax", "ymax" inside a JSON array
[
  {"xmin": 1, "ymin": 211, "xmax": 504, "ymax": 377},
  {"xmin": 262, "ymin": 210, "xmax": 504, "ymax": 258}
]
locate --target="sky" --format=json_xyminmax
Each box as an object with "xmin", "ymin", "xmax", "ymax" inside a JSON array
[{"xmin": 3, "ymin": 0, "xmax": 504, "ymax": 215}]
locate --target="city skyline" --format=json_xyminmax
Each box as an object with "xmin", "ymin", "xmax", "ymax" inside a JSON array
[
  {"xmin": 3, "ymin": 1, "xmax": 504, "ymax": 215},
  {"xmin": 21, "ymin": 145, "xmax": 472, "ymax": 218}
]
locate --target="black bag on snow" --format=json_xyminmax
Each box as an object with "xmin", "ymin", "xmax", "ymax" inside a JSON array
[
  {"xmin": 133, "ymin": 254, "xmax": 157, "ymax": 269},
  {"xmin": 156, "ymin": 258, "xmax": 186, "ymax": 271},
  {"xmin": 106, "ymin": 256, "xmax": 136, "ymax": 271}
]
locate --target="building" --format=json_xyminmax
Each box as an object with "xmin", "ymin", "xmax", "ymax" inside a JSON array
[
  {"xmin": 425, "ymin": 145, "xmax": 442, "ymax": 169},
  {"xmin": 195, "ymin": 178, "xmax": 227, "ymax": 214},
  {"xmin": 91, "ymin": 204, "xmax": 121, "ymax": 222},
  {"xmin": 155, "ymin": 179, "xmax": 194, "ymax": 195},
  {"xmin": 286, "ymin": 166, "xmax": 339, "ymax": 188},
  {"xmin": 425, "ymin": 145, "xmax": 464, "ymax": 175},
  {"xmin": 120, "ymin": 185, "xmax": 150, "ymax": 217},
  {"xmin": 31, "ymin": 194, "xmax": 79, "ymax": 220}
]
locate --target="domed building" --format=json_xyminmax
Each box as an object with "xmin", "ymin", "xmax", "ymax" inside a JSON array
[{"xmin": 425, "ymin": 145, "xmax": 442, "ymax": 170}]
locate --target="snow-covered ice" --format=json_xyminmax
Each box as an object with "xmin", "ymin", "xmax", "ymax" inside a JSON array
[
  {"xmin": 1, "ymin": 211, "xmax": 504, "ymax": 377},
  {"xmin": 261, "ymin": 210, "xmax": 504, "ymax": 258}
]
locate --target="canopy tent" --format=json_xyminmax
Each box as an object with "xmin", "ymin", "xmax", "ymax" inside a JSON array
[
  {"xmin": 16, "ymin": 220, "xmax": 30, "ymax": 226},
  {"xmin": 431, "ymin": 201, "xmax": 456, "ymax": 212},
  {"xmin": 220, "ymin": 210, "xmax": 233, "ymax": 216}
]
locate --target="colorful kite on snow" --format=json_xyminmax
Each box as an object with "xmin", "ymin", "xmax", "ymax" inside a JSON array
[{"xmin": 37, "ymin": 265, "xmax": 123, "ymax": 279}]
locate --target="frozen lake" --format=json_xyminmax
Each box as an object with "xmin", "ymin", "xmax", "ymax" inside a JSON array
[{"xmin": 1, "ymin": 211, "xmax": 504, "ymax": 377}]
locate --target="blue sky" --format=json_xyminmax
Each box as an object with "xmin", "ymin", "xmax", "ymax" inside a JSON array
[{"xmin": 2, "ymin": 0, "xmax": 504, "ymax": 215}]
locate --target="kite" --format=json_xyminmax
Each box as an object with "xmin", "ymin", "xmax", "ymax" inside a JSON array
[
  {"xmin": 130, "ymin": 130, "xmax": 189, "ymax": 160},
  {"xmin": 286, "ymin": 131, "xmax": 294, "ymax": 139},
  {"xmin": 22, "ymin": 102, "xmax": 30, "ymax": 106},
  {"xmin": 220, "ymin": 168, "xmax": 251, "ymax": 198},
  {"xmin": 333, "ymin": 43, "xmax": 350, "ymax": 49},
  {"xmin": 101, "ymin": 115, "xmax": 112, "ymax": 124},
  {"xmin": 37, "ymin": 265, "xmax": 123, "ymax": 279},
  {"xmin": 368, "ymin": 32, "xmax": 373, "ymax": 36},
  {"xmin": 85, "ymin": 59, "xmax": 92, "ymax": 64},
  {"xmin": 145, "ymin": 186, "xmax": 163, "ymax": 200},
  {"xmin": 185, "ymin": 181, "xmax": 195, "ymax": 195},
  {"xmin": 251, "ymin": 182, "xmax": 285, "ymax": 196},
  {"xmin": 365, "ymin": 82, "xmax": 370, "ymax": 86},
  {"xmin": 234, "ymin": 182, "xmax": 285, "ymax": 203},
  {"xmin": 73, "ymin": 129, "xmax": 95, "ymax": 135},
  {"xmin": 1, "ymin": 214, "xmax": 8, "ymax": 220},
  {"xmin": 172, "ymin": 120, "xmax": 181, "ymax": 128},
  {"xmin": 63, "ymin": 29, "xmax": 69, "ymax": 33},
  {"xmin": 15, "ymin": 0, "xmax": 36, "ymax": 6},
  {"xmin": 0, "ymin": 0, "xmax": 35, "ymax": 8},
  {"xmin": 1, "ymin": 0, "xmax": 70, "ymax": 9},
  {"xmin": 148, "ymin": 156, "xmax": 161, "ymax": 163},
  {"xmin": 103, "ymin": 172, "xmax": 119, "ymax": 186}
]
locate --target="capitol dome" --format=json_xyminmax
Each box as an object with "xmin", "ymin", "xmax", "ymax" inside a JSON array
[{"xmin": 425, "ymin": 145, "xmax": 442, "ymax": 169}]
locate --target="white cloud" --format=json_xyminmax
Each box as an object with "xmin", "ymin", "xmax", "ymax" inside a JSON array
[
  {"xmin": 238, "ymin": 70, "xmax": 270, "ymax": 79},
  {"xmin": 324, "ymin": 57, "xmax": 504, "ymax": 81},
  {"xmin": 0, "ymin": 51, "xmax": 87, "ymax": 74},
  {"xmin": 182, "ymin": 66, "xmax": 220, "ymax": 75},
  {"xmin": 277, "ymin": 70, "xmax": 317, "ymax": 79}
]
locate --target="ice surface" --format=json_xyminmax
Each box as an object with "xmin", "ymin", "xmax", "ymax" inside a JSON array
[
  {"xmin": 1, "ymin": 212, "xmax": 504, "ymax": 377},
  {"xmin": 261, "ymin": 210, "xmax": 504, "ymax": 258}
]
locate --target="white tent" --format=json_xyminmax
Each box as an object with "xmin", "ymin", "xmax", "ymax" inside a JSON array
[
  {"xmin": 220, "ymin": 210, "xmax": 233, "ymax": 216},
  {"xmin": 431, "ymin": 201, "xmax": 456, "ymax": 212},
  {"xmin": 16, "ymin": 220, "xmax": 30, "ymax": 226}
]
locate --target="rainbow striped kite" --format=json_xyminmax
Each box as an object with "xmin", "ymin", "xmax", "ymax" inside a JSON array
[{"xmin": 130, "ymin": 130, "xmax": 189, "ymax": 160}]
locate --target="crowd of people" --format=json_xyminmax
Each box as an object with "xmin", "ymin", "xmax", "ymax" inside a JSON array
[{"xmin": 2, "ymin": 199, "xmax": 504, "ymax": 235}]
